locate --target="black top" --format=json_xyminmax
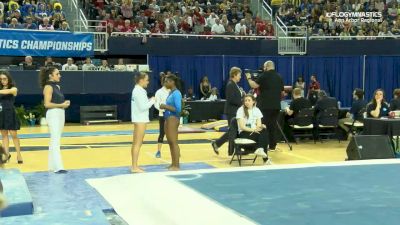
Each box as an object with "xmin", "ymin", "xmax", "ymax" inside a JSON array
[
  {"xmin": 255, "ymin": 70, "xmax": 284, "ymax": 110},
  {"xmin": 224, "ymin": 80, "xmax": 243, "ymax": 116},
  {"xmin": 21, "ymin": 62, "xmax": 38, "ymax": 70},
  {"xmin": 200, "ymin": 83, "xmax": 211, "ymax": 98},
  {"xmin": 289, "ymin": 97, "xmax": 312, "ymax": 117},
  {"xmin": 0, "ymin": 93, "xmax": 16, "ymax": 109},
  {"xmin": 315, "ymin": 97, "xmax": 338, "ymax": 115},
  {"xmin": 366, "ymin": 102, "xmax": 390, "ymax": 118},
  {"xmin": 47, "ymin": 82, "xmax": 65, "ymax": 104},
  {"xmin": 390, "ymin": 98, "xmax": 400, "ymax": 111},
  {"xmin": 350, "ymin": 99, "xmax": 367, "ymax": 115}
]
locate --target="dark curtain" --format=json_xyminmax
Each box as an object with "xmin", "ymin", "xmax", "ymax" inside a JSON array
[
  {"xmin": 364, "ymin": 56, "xmax": 400, "ymax": 103},
  {"xmin": 293, "ymin": 56, "xmax": 363, "ymax": 107}
]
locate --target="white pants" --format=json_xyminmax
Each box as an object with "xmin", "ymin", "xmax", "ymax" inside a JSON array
[{"xmin": 46, "ymin": 108, "xmax": 65, "ymax": 172}]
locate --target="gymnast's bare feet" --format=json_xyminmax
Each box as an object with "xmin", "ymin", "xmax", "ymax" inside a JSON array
[
  {"xmin": 168, "ymin": 166, "xmax": 180, "ymax": 171},
  {"xmin": 131, "ymin": 167, "xmax": 145, "ymax": 173}
]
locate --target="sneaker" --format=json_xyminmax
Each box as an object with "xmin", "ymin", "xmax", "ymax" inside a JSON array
[
  {"xmin": 254, "ymin": 148, "xmax": 268, "ymax": 158},
  {"xmin": 263, "ymin": 158, "xmax": 272, "ymax": 165},
  {"xmin": 211, "ymin": 141, "xmax": 219, "ymax": 155},
  {"xmin": 155, "ymin": 151, "xmax": 161, "ymax": 158},
  {"xmin": 55, "ymin": 170, "xmax": 68, "ymax": 174}
]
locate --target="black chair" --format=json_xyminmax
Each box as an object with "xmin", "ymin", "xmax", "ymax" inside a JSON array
[
  {"xmin": 344, "ymin": 108, "xmax": 366, "ymax": 135},
  {"xmin": 289, "ymin": 108, "xmax": 316, "ymax": 143},
  {"xmin": 228, "ymin": 118, "xmax": 258, "ymax": 166},
  {"xmin": 316, "ymin": 107, "xmax": 340, "ymax": 142}
]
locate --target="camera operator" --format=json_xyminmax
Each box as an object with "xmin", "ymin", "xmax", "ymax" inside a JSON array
[{"xmin": 246, "ymin": 60, "xmax": 284, "ymax": 151}]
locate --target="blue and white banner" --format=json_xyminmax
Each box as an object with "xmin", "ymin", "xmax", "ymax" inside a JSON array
[{"xmin": 0, "ymin": 29, "xmax": 94, "ymax": 57}]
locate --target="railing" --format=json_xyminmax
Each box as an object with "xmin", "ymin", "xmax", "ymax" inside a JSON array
[
  {"xmin": 69, "ymin": 0, "xmax": 89, "ymax": 32},
  {"xmin": 261, "ymin": 0, "xmax": 273, "ymax": 21},
  {"xmin": 308, "ymin": 35, "xmax": 400, "ymax": 40},
  {"xmin": 110, "ymin": 32, "xmax": 277, "ymax": 40},
  {"xmin": 77, "ymin": 32, "xmax": 108, "ymax": 52},
  {"xmin": 74, "ymin": 20, "xmax": 106, "ymax": 32},
  {"xmin": 278, "ymin": 36, "xmax": 307, "ymax": 55}
]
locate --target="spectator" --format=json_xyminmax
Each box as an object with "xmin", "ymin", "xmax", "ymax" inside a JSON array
[
  {"xmin": 235, "ymin": 19, "xmax": 246, "ymax": 35},
  {"xmin": 81, "ymin": 57, "xmax": 96, "ymax": 71},
  {"xmin": 114, "ymin": 58, "xmax": 127, "ymax": 71},
  {"xmin": 285, "ymin": 87, "xmax": 312, "ymax": 119},
  {"xmin": 8, "ymin": 18, "xmax": 22, "ymax": 29},
  {"xmin": 62, "ymin": 58, "xmax": 78, "ymax": 71},
  {"xmin": 121, "ymin": 0, "xmax": 134, "ymax": 19},
  {"xmin": 378, "ymin": 26, "xmax": 394, "ymax": 37},
  {"xmin": 184, "ymin": 87, "xmax": 196, "ymax": 100},
  {"xmin": 338, "ymin": 88, "xmax": 367, "ymax": 133},
  {"xmin": 207, "ymin": 12, "xmax": 219, "ymax": 27},
  {"xmin": 390, "ymin": 89, "xmax": 400, "ymax": 111},
  {"xmin": 44, "ymin": 57, "xmax": 57, "ymax": 67},
  {"xmin": 20, "ymin": 56, "xmax": 38, "ymax": 70},
  {"xmin": 367, "ymin": 89, "xmax": 390, "ymax": 118},
  {"xmin": 0, "ymin": 17, "xmax": 8, "ymax": 28},
  {"xmin": 39, "ymin": 17, "xmax": 54, "ymax": 30},
  {"xmin": 199, "ymin": 76, "xmax": 212, "ymax": 99},
  {"xmin": 211, "ymin": 18, "xmax": 225, "ymax": 35},
  {"xmin": 294, "ymin": 76, "xmax": 305, "ymax": 97},
  {"xmin": 308, "ymin": 74, "xmax": 320, "ymax": 105},
  {"xmin": 23, "ymin": 16, "xmax": 37, "ymax": 29},
  {"xmin": 35, "ymin": 3, "xmax": 49, "ymax": 22},
  {"xmin": 121, "ymin": 19, "xmax": 135, "ymax": 32},
  {"xmin": 98, "ymin": 59, "xmax": 111, "ymax": 71},
  {"xmin": 135, "ymin": 21, "xmax": 150, "ymax": 34},
  {"xmin": 51, "ymin": 13, "xmax": 64, "ymax": 30},
  {"xmin": 51, "ymin": 2, "xmax": 65, "ymax": 18},
  {"xmin": 314, "ymin": 90, "xmax": 338, "ymax": 117},
  {"xmin": 58, "ymin": 21, "xmax": 70, "ymax": 31}
]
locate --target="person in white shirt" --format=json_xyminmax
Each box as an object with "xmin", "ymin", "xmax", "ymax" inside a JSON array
[
  {"xmin": 81, "ymin": 57, "xmax": 96, "ymax": 71},
  {"xmin": 207, "ymin": 13, "xmax": 219, "ymax": 27},
  {"xmin": 62, "ymin": 58, "xmax": 78, "ymax": 71},
  {"xmin": 211, "ymin": 19, "xmax": 225, "ymax": 35},
  {"xmin": 154, "ymin": 76, "xmax": 170, "ymax": 158},
  {"xmin": 114, "ymin": 58, "xmax": 127, "ymax": 71},
  {"xmin": 236, "ymin": 94, "xmax": 269, "ymax": 162},
  {"xmin": 235, "ymin": 19, "xmax": 247, "ymax": 35},
  {"xmin": 39, "ymin": 17, "xmax": 54, "ymax": 30},
  {"xmin": 131, "ymin": 72, "xmax": 155, "ymax": 173},
  {"xmin": 208, "ymin": 87, "xmax": 218, "ymax": 101}
]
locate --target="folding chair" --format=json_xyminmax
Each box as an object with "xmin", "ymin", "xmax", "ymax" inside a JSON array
[
  {"xmin": 289, "ymin": 108, "xmax": 315, "ymax": 144},
  {"xmin": 344, "ymin": 108, "xmax": 366, "ymax": 135},
  {"xmin": 316, "ymin": 107, "xmax": 340, "ymax": 142},
  {"xmin": 228, "ymin": 118, "xmax": 258, "ymax": 166}
]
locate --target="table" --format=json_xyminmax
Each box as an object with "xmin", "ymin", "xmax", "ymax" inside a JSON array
[
  {"xmin": 363, "ymin": 118, "xmax": 400, "ymax": 137},
  {"xmin": 363, "ymin": 118, "xmax": 400, "ymax": 151},
  {"xmin": 185, "ymin": 100, "xmax": 226, "ymax": 122}
]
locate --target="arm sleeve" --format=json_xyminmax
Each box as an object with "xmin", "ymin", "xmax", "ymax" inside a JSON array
[
  {"xmin": 174, "ymin": 92, "xmax": 182, "ymax": 113},
  {"xmin": 226, "ymin": 83, "xmax": 242, "ymax": 107},
  {"xmin": 366, "ymin": 103, "xmax": 373, "ymax": 117},
  {"xmin": 255, "ymin": 108, "xmax": 263, "ymax": 119},
  {"xmin": 236, "ymin": 107, "xmax": 244, "ymax": 119},
  {"xmin": 154, "ymin": 90, "xmax": 161, "ymax": 111},
  {"xmin": 134, "ymin": 90, "xmax": 154, "ymax": 112}
]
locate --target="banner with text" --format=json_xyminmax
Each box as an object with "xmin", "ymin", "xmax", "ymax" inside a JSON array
[{"xmin": 0, "ymin": 29, "xmax": 94, "ymax": 57}]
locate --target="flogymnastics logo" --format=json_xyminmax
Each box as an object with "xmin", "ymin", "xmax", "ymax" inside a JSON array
[{"xmin": 325, "ymin": 11, "xmax": 383, "ymax": 23}]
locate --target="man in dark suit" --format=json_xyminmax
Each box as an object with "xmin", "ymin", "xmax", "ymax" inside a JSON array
[
  {"xmin": 246, "ymin": 61, "xmax": 284, "ymax": 151},
  {"xmin": 211, "ymin": 67, "xmax": 243, "ymax": 154},
  {"xmin": 285, "ymin": 87, "xmax": 312, "ymax": 120}
]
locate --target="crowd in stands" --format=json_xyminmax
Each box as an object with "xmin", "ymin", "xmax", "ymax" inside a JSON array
[
  {"xmin": 82, "ymin": 0, "xmax": 275, "ymax": 37},
  {"xmin": 16, "ymin": 55, "xmax": 132, "ymax": 71},
  {"xmin": 274, "ymin": 0, "xmax": 400, "ymax": 39},
  {"xmin": 0, "ymin": 0, "xmax": 70, "ymax": 31}
]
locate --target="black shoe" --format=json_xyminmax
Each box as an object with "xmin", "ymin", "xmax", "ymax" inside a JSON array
[
  {"xmin": 269, "ymin": 146, "xmax": 276, "ymax": 152},
  {"xmin": 55, "ymin": 170, "xmax": 68, "ymax": 174},
  {"xmin": 211, "ymin": 141, "xmax": 219, "ymax": 155},
  {"xmin": 18, "ymin": 160, "xmax": 23, "ymax": 164}
]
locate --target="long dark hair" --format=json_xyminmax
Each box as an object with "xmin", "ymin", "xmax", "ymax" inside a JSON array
[
  {"xmin": 39, "ymin": 66, "xmax": 58, "ymax": 88},
  {"xmin": 243, "ymin": 94, "xmax": 256, "ymax": 119},
  {"xmin": 370, "ymin": 88, "xmax": 386, "ymax": 105},
  {"xmin": 0, "ymin": 71, "xmax": 16, "ymax": 89}
]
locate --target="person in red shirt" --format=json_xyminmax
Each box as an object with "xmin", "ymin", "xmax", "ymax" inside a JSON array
[
  {"xmin": 121, "ymin": 19, "xmax": 135, "ymax": 32},
  {"xmin": 308, "ymin": 74, "xmax": 321, "ymax": 105}
]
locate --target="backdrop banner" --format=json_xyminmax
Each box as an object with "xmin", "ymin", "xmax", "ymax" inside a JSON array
[{"xmin": 0, "ymin": 29, "xmax": 93, "ymax": 57}]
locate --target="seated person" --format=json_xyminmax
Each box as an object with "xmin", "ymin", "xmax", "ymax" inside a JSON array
[
  {"xmin": 199, "ymin": 76, "xmax": 212, "ymax": 99},
  {"xmin": 285, "ymin": 87, "xmax": 312, "ymax": 122},
  {"xmin": 184, "ymin": 87, "xmax": 196, "ymax": 101},
  {"xmin": 390, "ymin": 89, "xmax": 400, "ymax": 111},
  {"xmin": 367, "ymin": 89, "xmax": 390, "ymax": 118},
  {"xmin": 208, "ymin": 87, "xmax": 218, "ymax": 101},
  {"xmin": 338, "ymin": 88, "xmax": 368, "ymax": 133},
  {"xmin": 236, "ymin": 94, "xmax": 269, "ymax": 162},
  {"xmin": 314, "ymin": 90, "xmax": 338, "ymax": 117},
  {"xmin": 20, "ymin": 56, "xmax": 38, "ymax": 70}
]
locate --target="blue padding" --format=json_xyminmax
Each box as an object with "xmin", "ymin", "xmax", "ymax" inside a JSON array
[
  {"xmin": 0, "ymin": 169, "xmax": 33, "ymax": 217},
  {"xmin": 1, "ymin": 209, "xmax": 109, "ymax": 225},
  {"xmin": 173, "ymin": 163, "xmax": 400, "ymax": 225}
]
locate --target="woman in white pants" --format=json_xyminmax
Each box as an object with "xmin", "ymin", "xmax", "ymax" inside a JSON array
[
  {"xmin": 131, "ymin": 72, "xmax": 155, "ymax": 173},
  {"xmin": 40, "ymin": 67, "xmax": 70, "ymax": 174}
]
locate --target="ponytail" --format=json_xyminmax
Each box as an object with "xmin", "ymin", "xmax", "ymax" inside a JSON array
[{"xmin": 39, "ymin": 66, "xmax": 57, "ymax": 88}]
